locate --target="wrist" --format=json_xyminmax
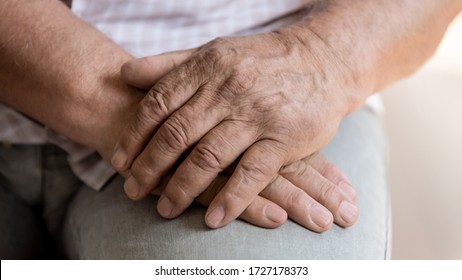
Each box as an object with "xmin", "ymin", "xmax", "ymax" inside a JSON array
[
  {"xmin": 287, "ymin": 0, "xmax": 462, "ymax": 101},
  {"xmin": 63, "ymin": 43, "xmax": 144, "ymax": 160},
  {"xmin": 272, "ymin": 24, "xmax": 370, "ymax": 117},
  {"xmin": 0, "ymin": 0, "xmax": 145, "ymax": 164}
]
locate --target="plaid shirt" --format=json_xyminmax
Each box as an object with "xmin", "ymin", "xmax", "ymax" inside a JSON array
[{"xmin": 0, "ymin": 0, "xmax": 382, "ymax": 190}]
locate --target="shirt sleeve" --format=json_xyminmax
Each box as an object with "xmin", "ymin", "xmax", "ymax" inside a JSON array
[{"xmin": 46, "ymin": 128, "xmax": 116, "ymax": 190}]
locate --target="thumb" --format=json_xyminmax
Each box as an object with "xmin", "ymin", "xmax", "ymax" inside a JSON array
[{"xmin": 121, "ymin": 48, "xmax": 196, "ymax": 90}]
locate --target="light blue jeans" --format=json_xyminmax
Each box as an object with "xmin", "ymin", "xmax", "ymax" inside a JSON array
[{"xmin": 0, "ymin": 107, "xmax": 390, "ymax": 259}]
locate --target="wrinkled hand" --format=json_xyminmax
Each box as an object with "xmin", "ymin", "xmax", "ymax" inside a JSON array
[
  {"xmin": 156, "ymin": 152, "xmax": 357, "ymax": 232},
  {"xmin": 112, "ymin": 31, "xmax": 359, "ymax": 228}
]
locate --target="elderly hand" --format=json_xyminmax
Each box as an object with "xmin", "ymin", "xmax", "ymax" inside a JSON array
[
  {"xmin": 161, "ymin": 152, "xmax": 358, "ymax": 232},
  {"xmin": 112, "ymin": 30, "xmax": 363, "ymax": 228}
]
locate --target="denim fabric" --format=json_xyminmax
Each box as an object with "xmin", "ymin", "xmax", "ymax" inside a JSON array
[{"xmin": 0, "ymin": 145, "xmax": 81, "ymax": 259}]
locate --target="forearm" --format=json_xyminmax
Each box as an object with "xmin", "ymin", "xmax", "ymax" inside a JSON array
[
  {"xmin": 0, "ymin": 0, "xmax": 142, "ymax": 155},
  {"xmin": 281, "ymin": 0, "xmax": 462, "ymax": 112}
]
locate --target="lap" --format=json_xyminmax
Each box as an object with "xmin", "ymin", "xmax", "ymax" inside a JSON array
[
  {"xmin": 0, "ymin": 182, "xmax": 46, "ymax": 259},
  {"xmin": 62, "ymin": 107, "xmax": 390, "ymax": 259},
  {"xmin": 0, "ymin": 144, "xmax": 76, "ymax": 259}
]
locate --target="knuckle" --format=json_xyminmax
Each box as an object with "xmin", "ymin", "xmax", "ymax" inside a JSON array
[
  {"xmin": 321, "ymin": 162, "xmax": 348, "ymax": 187},
  {"xmin": 199, "ymin": 37, "xmax": 261, "ymax": 105},
  {"xmin": 191, "ymin": 143, "xmax": 225, "ymax": 173},
  {"xmin": 159, "ymin": 114, "xmax": 191, "ymax": 151},
  {"xmin": 131, "ymin": 158, "xmax": 158, "ymax": 188},
  {"xmin": 204, "ymin": 37, "xmax": 229, "ymax": 57},
  {"xmin": 216, "ymin": 65, "xmax": 257, "ymax": 105},
  {"xmin": 231, "ymin": 58, "xmax": 258, "ymax": 89},
  {"xmin": 217, "ymin": 73, "xmax": 251, "ymax": 104},
  {"xmin": 209, "ymin": 36, "xmax": 231, "ymax": 46},
  {"xmin": 214, "ymin": 84, "xmax": 238, "ymax": 105},
  {"xmin": 220, "ymin": 188, "xmax": 248, "ymax": 209},
  {"xmin": 238, "ymin": 160, "xmax": 274, "ymax": 184},
  {"xmin": 199, "ymin": 37, "xmax": 236, "ymax": 70},
  {"xmin": 319, "ymin": 161, "xmax": 337, "ymax": 178},
  {"xmin": 204, "ymin": 45, "xmax": 224, "ymax": 64},
  {"xmin": 305, "ymin": 200, "xmax": 318, "ymax": 215},
  {"xmin": 317, "ymin": 181, "xmax": 340, "ymax": 206},
  {"xmin": 283, "ymin": 159, "xmax": 309, "ymax": 178},
  {"xmin": 172, "ymin": 182, "xmax": 195, "ymax": 203},
  {"xmin": 234, "ymin": 71, "xmax": 255, "ymax": 92},
  {"xmin": 142, "ymin": 87, "xmax": 170, "ymax": 121},
  {"xmin": 286, "ymin": 188, "xmax": 307, "ymax": 209}
]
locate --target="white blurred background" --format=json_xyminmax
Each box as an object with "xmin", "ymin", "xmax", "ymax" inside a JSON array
[{"xmin": 382, "ymin": 15, "xmax": 462, "ymax": 259}]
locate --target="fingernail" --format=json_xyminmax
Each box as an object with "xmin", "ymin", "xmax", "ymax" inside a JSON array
[
  {"xmin": 264, "ymin": 205, "xmax": 286, "ymax": 223},
  {"xmin": 339, "ymin": 200, "xmax": 359, "ymax": 225},
  {"xmin": 207, "ymin": 206, "xmax": 225, "ymax": 227},
  {"xmin": 124, "ymin": 176, "xmax": 140, "ymax": 199},
  {"xmin": 338, "ymin": 181, "xmax": 357, "ymax": 201},
  {"xmin": 111, "ymin": 147, "xmax": 127, "ymax": 170},
  {"xmin": 157, "ymin": 195, "xmax": 174, "ymax": 218},
  {"xmin": 311, "ymin": 205, "xmax": 333, "ymax": 228}
]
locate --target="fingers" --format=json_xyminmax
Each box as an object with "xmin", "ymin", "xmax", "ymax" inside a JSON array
[
  {"xmin": 259, "ymin": 176, "xmax": 334, "ymax": 232},
  {"xmin": 205, "ymin": 140, "xmax": 285, "ymax": 228},
  {"xmin": 280, "ymin": 153, "xmax": 359, "ymax": 227},
  {"xmin": 156, "ymin": 120, "xmax": 257, "ymax": 218},
  {"xmin": 111, "ymin": 61, "xmax": 202, "ymax": 173},
  {"xmin": 195, "ymin": 175, "xmax": 287, "ymax": 229},
  {"xmin": 239, "ymin": 199, "xmax": 288, "ymax": 228},
  {"xmin": 306, "ymin": 152, "xmax": 356, "ymax": 201},
  {"xmin": 121, "ymin": 49, "xmax": 196, "ymax": 90},
  {"xmin": 122, "ymin": 93, "xmax": 230, "ymax": 200},
  {"xmin": 113, "ymin": 49, "xmax": 197, "ymax": 173}
]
